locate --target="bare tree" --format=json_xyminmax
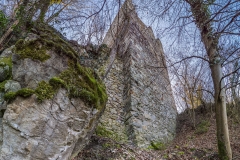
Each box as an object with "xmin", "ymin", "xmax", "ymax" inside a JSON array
[{"xmin": 135, "ymin": 0, "xmax": 239, "ymax": 159}]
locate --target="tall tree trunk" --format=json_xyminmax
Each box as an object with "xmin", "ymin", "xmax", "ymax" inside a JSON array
[
  {"xmin": 185, "ymin": 0, "xmax": 232, "ymax": 159},
  {"xmin": 210, "ymin": 57, "xmax": 232, "ymax": 160}
]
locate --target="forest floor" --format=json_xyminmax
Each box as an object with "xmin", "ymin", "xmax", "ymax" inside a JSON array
[{"xmin": 74, "ymin": 107, "xmax": 240, "ymax": 160}]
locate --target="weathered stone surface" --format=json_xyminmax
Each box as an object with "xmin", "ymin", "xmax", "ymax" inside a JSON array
[
  {"xmin": 0, "ymin": 89, "xmax": 100, "ymax": 160},
  {"xmin": 99, "ymin": 0, "xmax": 177, "ymax": 148},
  {"xmin": 0, "ymin": 31, "xmax": 107, "ymax": 160},
  {"xmin": 12, "ymin": 49, "xmax": 69, "ymax": 89},
  {"xmin": 4, "ymin": 80, "xmax": 21, "ymax": 93},
  {"xmin": 0, "ymin": 63, "xmax": 9, "ymax": 82},
  {"xmin": 0, "ymin": 46, "xmax": 14, "ymax": 58}
]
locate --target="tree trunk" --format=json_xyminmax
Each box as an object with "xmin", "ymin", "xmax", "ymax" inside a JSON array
[
  {"xmin": 185, "ymin": 0, "xmax": 232, "ymax": 159},
  {"xmin": 210, "ymin": 59, "xmax": 232, "ymax": 160}
]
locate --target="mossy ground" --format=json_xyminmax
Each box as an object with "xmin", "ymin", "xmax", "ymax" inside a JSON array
[
  {"xmin": 195, "ymin": 120, "xmax": 210, "ymax": 135},
  {"xmin": 95, "ymin": 125, "xmax": 123, "ymax": 142},
  {"xmin": 148, "ymin": 141, "xmax": 166, "ymax": 150}
]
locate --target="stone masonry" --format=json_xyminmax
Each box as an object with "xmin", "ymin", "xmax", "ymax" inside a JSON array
[{"xmin": 99, "ymin": 0, "xmax": 177, "ymax": 148}]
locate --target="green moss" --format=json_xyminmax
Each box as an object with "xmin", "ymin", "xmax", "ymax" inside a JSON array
[
  {"xmin": 14, "ymin": 25, "xmax": 79, "ymax": 62},
  {"xmin": 96, "ymin": 126, "xmax": 114, "ymax": 137},
  {"xmin": 0, "ymin": 57, "xmax": 12, "ymax": 80},
  {"xmin": 15, "ymin": 39, "xmax": 51, "ymax": 62},
  {"xmin": 3, "ymin": 88, "xmax": 35, "ymax": 101},
  {"xmin": 49, "ymin": 77, "xmax": 65, "ymax": 88},
  {"xmin": 218, "ymin": 140, "xmax": 229, "ymax": 160},
  {"xmin": 195, "ymin": 120, "xmax": 210, "ymax": 135},
  {"xmin": 43, "ymin": 39, "xmax": 77, "ymax": 60},
  {"xmin": 4, "ymin": 91, "xmax": 17, "ymax": 101},
  {"xmin": 178, "ymin": 151, "xmax": 185, "ymax": 155},
  {"xmin": 3, "ymin": 81, "xmax": 57, "ymax": 102},
  {"xmin": 0, "ymin": 80, "xmax": 7, "ymax": 92},
  {"xmin": 9, "ymin": 26, "xmax": 107, "ymax": 109},
  {"xmin": 102, "ymin": 142, "xmax": 112, "ymax": 148},
  {"xmin": 3, "ymin": 81, "xmax": 55, "ymax": 102},
  {"xmin": 58, "ymin": 62, "xmax": 107, "ymax": 109},
  {"xmin": 148, "ymin": 141, "xmax": 166, "ymax": 150},
  {"xmin": 38, "ymin": 27, "xmax": 78, "ymax": 60},
  {"xmin": 35, "ymin": 81, "xmax": 55, "ymax": 102},
  {"xmin": 0, "ymin": 57, "xmax": 12, "ymax": 68},
  {"xmin": 16, "ymin": 88, "xmax": 35, "ymax": 97},
  {"xmin": 96, "ymin": 126, "xmax": 123, "ymax": 142}
]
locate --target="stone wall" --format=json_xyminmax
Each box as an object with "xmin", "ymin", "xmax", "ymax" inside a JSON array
[
  {"xmin": 98, "ymin": 57, "xmax": 128, "ymax": 142},
  {"xmin": 99, "ymin": 0, "xmax": 177, "ymax": 148}
]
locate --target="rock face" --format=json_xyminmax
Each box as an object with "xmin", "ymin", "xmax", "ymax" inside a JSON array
[
  {"xmin": 0, "ymin": 28, "xmax": 107, "ymax": 160},
  {"xmin": 1, "ymin": 90, "xmax": 101, "ymax": 160},
  {"xmin": 98, "ymin": 0, "xmax": 177, "ymax": 148}
]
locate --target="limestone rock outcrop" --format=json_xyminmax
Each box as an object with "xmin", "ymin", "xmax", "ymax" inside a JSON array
[{"xmin": 0, "ymin": 27, "xmax": 107, "ymax": 160}]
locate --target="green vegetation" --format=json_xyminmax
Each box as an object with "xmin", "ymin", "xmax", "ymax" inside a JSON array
[
  {"xmin": 0, "ymin": 10, "xmax": 8, "ymax": 35},
  {"xmin": 0, "ymin": 57, "xmax": 12, "ymax": 80},
  {"xmin": 58, "ymin": 62, "xmax": 107, "ymax": 109},
  {"xmin": 218, "ymin": 140, "xmax": 229, "ymax": 160},
  {"xmin": 96, "ymin": 126, "xmax": 114, "ymax": 137},
  {"xmin": 96, "ymin": 125, "xmax": 123, "ymax": 142},
  {"xmin": 15, "ymin": 39, "xmax": 50, "ymax": 62},
  {"xmin": 3, "ymin": 80, "xmax": 57, "ymax": 102},
  {"xmin": 15, "ymin": 88, "xmax": 35, "ymax": 97},
  {"xmin": 163, "ymin": 154, "xmax": 168, "ymax": 159},
  {"xmin": 35, "ymin": 81, "xmax": 56, "ymax": 102},
  {"xmin": 49, "ymin": 77, "xmax": 65, "ymax": 88},
  {"xmin": 195, "ymin": 120, "xmax": 210, "ymax": 135},
  {"xmin": 178, "ymin": 151, "xmax": 185, "ymax": 155},
  {"xmin": 0, "ymin": 57, "xmax": 12, "ymax": 92},
  {"xmin": 2, "ymin": 25, "xmax": 107, "ymax": 112},
  {"xmin": 38, "ymin": 26, "xmax": 78, "ymax": 60},
  {"xmin": 148, "ymin": 141, "xmax": 166, "ymax": 150},
  {"xmin": 3, "ymin": 91, "xmax": 16, "ymax": 101},
  {"xmin": 4, "ymin": 88, "xmax": 34, "ymax": 101},
  {"xmin": 14, "ymin": 24, "xmax": 79, "ymax": 62},
  {"xmin": 0, "ymin": 80, "xmax": 8, "ymax": 92}
]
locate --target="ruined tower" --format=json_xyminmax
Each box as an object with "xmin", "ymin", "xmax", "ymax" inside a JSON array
[{"xmin": 99, "ymin": 0, "xmax": 177, "ymax": 148}]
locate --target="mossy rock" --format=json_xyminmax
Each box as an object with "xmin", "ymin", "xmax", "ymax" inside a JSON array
[
  {"xmin": 4, "ymin": 53, "xmax": 107, "ymax": 109},
  {"xmin": 58, "ymin": 62, "xmax": 107, "ymax": 110},
  {"xmin": 4, "ymin": 88, "xmax": 35, "ymax": 101},
  {"xmin": 6, "ymin": 25, "xmax": 107, "ymax": 110},
  {"xmin": 14, "ymin": 25, "xmax": 79, "ymax": 62},
  {"xmin": 35, "ymin": 81, "xmax": 56, "ymax": 102},
  {"xmin": 15, "ymin": 39, "xmax": 50, "ymax": 62},
  {"xmin": 0, "ymin": 57, "xmax": 12, "ymax": 82},
  {"xmin": 0, "ymin": 80, "xmax": 8, "ymax": 92}
]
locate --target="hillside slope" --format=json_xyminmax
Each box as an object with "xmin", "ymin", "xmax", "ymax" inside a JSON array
[{"xmin": 74, "ymin": 107, "xmax": 240, "ymax": 160}]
